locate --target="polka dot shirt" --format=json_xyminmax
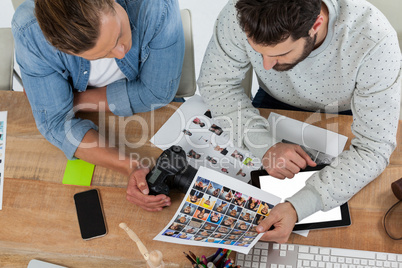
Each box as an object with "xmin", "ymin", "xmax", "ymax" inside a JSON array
[{"xmin": 197, "ymin": 0, "xmax": 402, "ymax": 220}]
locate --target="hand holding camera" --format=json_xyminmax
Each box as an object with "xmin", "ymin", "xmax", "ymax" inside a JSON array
[
  {"xmin": 126, "ymin": 166, "xmax": 171, "ymax": 212},
  {"xmin": 145, "ymin": 145, "xmax": 197, "ymax": 196}
]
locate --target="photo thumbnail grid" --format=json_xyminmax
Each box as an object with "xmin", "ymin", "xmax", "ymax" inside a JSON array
[{"xmin": 162, "ymin": 176, "xmax": 275, "ymax": 247}]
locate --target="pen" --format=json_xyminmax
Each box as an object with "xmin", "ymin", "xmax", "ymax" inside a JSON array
[
  {"xmin": 207, "ymin": 248, "xmax": 222, "ymax": 263},
  {"xmin": 223, "ymin": 259, "xmax": 231, "ymax": 268},
  {"xmin": 189, "ymin": 251, "xmax": 197, "ymax": 262},
  {"xmin": 215, "ymin": 249, "xmax": 228, "ymax": 267},
  {"xmin": 213, "ymin": 249, "xmax": 227, "ymax": 264},
  {"xmin": 226, "ymin": 250, "xmax": 232, "ymax": 256},
  {"xmin": 201, "ymin": 255, "xmax": 208, "ymax": 265},
  {"xmin": 183, "ymin": 252, "xmax": 196, "ymax": 265}
]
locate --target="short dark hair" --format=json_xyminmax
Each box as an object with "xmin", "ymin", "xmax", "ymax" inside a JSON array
[
  {"xmin": 35, "ymin": 0, "xmax": 115, "ymax": 54},
  {"xmin": 235, "ymin": 0, "xmax": 322, "ymax": 46}
]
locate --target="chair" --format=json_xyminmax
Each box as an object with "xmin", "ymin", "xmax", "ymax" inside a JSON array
[
  {"xmin": 176, "ymin": 9, "xmax": 196, "ymax": 98},
  {"xmin": 0, "ymin": 28, "xmax": 14, "ymax": 91},
  {"xmin": 0, "ymin": 0, "xmax": 23, "ymax": 91}
]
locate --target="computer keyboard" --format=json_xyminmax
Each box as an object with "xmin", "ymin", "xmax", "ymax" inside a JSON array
[{"xmin": 235, "ymin": 242, "xmax": 402, "ymax": 268}]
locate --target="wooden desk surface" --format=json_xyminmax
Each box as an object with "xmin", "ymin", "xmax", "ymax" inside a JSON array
[{"xmin": 1, "ymin": 91, "xmax": 401, "ymax": 267}]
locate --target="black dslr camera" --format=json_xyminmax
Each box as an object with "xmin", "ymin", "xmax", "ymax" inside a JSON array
[{"xmin": 146, "ymin": 145, "xmax": 197, "ymax": 195}]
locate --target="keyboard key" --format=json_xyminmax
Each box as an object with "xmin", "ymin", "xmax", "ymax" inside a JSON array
[
  {"xmin": 255, "ymin": 242, "xmax": 269, "ymax": 249},
  {"xmin": 260, "ymin": 264, "xmax": 267, "ymax": 268},
  {"xmin": 246, "ymin": 255, "xmax": 252, "ymax": 261},
  {"xmin": 310, "ymin": 247, "xmax": 319, "ymax": 254},
  {"xmin": 288, "ymin": 245, "xmax": 295, "ymax": 251},
  {"xmin": 254, "ymin": 249, "xmax": 261, "ymax": 255},
  {"xmin": 238, "ymin": 254, "xmax": 245, "ymax": 260},
  {"xmin": 252, "ymin": 262, "xmax": 259, "ymax": 268},
  {"xmin": 253, "ymin": 256, "xmax": 260, "ymax": 262},
  {"xmin": 298, "ymin": 253, "xmax": 315, "ymax": 260},
  {"xmin": 244, "ymin": 261, "xmax": 252, "ymax": 267},
  {"xmin": 273, "ymin": 244, "xmax": 280, "ymax": 250},
  {"xmin": 388, "ymin": 254, "xmax": 396, "ymax": 261},
  {"xmin": 377, "ymin": 253, "xmax": 388, "ymax": 260},
  {"xmin": 331, "ymin": 248, "xmax": 376, "ymax": 259},
  {"xmin": 270, "ymin": 264, "xmax": 277, "ymax": 268},
  {"xmin": 261, "ymin": 250, "xmax": 268, "ymax": 256},
  {"xmin": 320, "ymin": 248, "xmax": 330, "ymax": 255},
  {"xmin": 299, "ymin": 246, "xmax": 309, "ymax": 253},
  {"xmin": 280, "ymin": 244, "xmax": 287, "ymax": 250},
  {"xmin": 280, "ymin": 251, "xmax": 287, "ymax": 257},
  {"xmin": 261, "ymin": 257, "xmax": 268, "ymax": 263}
]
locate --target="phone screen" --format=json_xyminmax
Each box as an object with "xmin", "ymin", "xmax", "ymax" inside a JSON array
[{"xmin": 74, "ymin": 189, "xmax": 107, "ymax": 240}]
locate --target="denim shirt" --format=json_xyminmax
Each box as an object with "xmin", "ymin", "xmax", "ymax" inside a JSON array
[{"xmin": 12, "ymin": 0, "xmax": 185, "ymax": 159}]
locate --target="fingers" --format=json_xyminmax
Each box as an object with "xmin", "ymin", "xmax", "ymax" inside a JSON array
[
  {"xmin": 264, "ymin": 143, "xmax": 317, "ymax": 179},
  {"xmin": 256, "ymin": 202, "xmax": 297, "ymax": 244},
  {"xmin": 294, "ymin": 146, "xmax": 317, "ymax": 167},
  {"xmin": 126, "ymin": 167, "xmax": 171, "ymax": 211}
]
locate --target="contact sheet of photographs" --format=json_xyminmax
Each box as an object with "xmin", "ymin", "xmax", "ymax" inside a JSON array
[
  {"xmin": 151, "ymin": 95, "xmax": 260, "ymax": 183},
  {"xmin": 154, "ymin": 167, "xmax": 281, "ymax": 254},
  {"xmin": 0, "ymin": 112, "xmax": 7, "ymax": 210}
]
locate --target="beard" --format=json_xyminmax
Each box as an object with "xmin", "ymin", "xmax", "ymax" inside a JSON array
[{"xmin": 273, "ymin": 34, "xmax": 317, "ymax": 72}]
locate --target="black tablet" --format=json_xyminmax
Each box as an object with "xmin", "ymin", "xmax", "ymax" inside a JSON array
[{"xmin": 251, "ymin": 169, "xmax": 351, "ymax": 231}]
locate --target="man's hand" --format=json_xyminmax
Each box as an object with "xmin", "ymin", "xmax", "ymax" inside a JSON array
[
  {"xmin": 126, "ymin": 167, "xmax": 171, "ymax": 212},
  {"xmin": 256, "ymin": 202, "xmax": 298, "ymax": 243},
  {"xmin": 263, "ymin": 142, "xmax": 316, "ymax": 179}
]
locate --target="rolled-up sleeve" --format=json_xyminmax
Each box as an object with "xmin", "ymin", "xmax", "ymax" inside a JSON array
[{"xmin": 13, "ymin": 24, "xmax": 98, "ymax": 160}]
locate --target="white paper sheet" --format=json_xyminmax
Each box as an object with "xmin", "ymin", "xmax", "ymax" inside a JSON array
[
  {"xmin": 259, "ymin": 171, "xmax": 342, "ymax": 225},
  {"xmin": 153, "ymin": 167, "xmax": 281, "ymax": 254},
  {"xmin": 0, "ymin": 111, "xmax": 7, "ymax": 210},
  {"xmin": 151, "ymin": 95, "xmax": 259, "ymax": 183},
  {"xmin": 267, "ymin": 112, "xmax": 348, "ymax": 161}
]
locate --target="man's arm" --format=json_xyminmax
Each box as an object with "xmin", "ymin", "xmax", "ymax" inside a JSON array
[
  {"xmin": 257, "ymin": 31, "xmax": 401, "ymax": 242},
  {"xmin": 75, "ymin": 129, "xmax": 170, "ymax": 211}
]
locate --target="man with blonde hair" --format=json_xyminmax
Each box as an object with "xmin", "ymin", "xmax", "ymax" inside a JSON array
[{"xmin": 12, "ymin": 0, "xmax": 185, "ymax": 211}]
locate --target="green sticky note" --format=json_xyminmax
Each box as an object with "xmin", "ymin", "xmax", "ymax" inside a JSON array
[{"xmin": 62, "ymin": 159, "xmax": 95, "ymax": 186}]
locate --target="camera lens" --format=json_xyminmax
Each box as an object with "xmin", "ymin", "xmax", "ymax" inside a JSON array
[
  {"xmin": 172, "ymin": 146, "xmax": 182, "ymax": 153},
  {"xmin": 170, "ymin": 165, "xmax": 198, "ymax": 193}
]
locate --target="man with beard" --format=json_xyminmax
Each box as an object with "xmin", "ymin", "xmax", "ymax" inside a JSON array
[{"xmin": 198, "ymin": 0, "xmax": 401, "ymax": 243}]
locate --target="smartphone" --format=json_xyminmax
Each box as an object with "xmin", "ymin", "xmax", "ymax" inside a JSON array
[{"xmin": 74, "ymin": 189, "xmax": 107, "ymax": 240}]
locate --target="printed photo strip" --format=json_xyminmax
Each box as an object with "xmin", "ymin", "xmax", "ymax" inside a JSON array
[{"xmin": 154, "ymin": 167, "xmax": 281, "ymax": 254}]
